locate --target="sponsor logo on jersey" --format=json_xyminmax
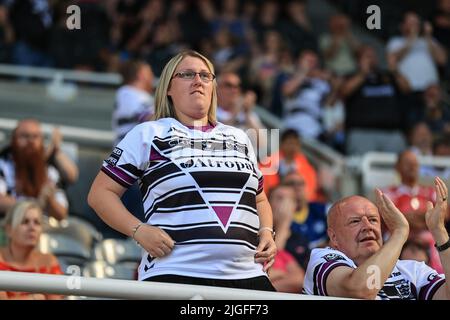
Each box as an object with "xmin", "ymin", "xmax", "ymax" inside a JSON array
[{"xmin": 322, "ymin": 253, "xmax": 345, "ymax": 262}]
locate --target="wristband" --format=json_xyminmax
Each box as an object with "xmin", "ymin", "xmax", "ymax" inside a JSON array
[{"xmin": 434, "ymin": 238, "xmax": 450, "ymax": 252}]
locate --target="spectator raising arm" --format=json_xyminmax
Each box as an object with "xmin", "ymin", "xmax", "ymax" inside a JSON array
[{"xmin": 325, "ymin": 190, "xmax": 409, "ymax": 299}]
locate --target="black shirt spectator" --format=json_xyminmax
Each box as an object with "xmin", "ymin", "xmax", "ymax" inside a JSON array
[{"xmin": 341, "ymin": 45, "xmax": 411, "ymax": 155}]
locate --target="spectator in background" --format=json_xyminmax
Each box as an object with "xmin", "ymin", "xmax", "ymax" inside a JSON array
[
  {"xmin": 112, "ymin": 60, "xmax": 155, "ymax": 146},
  {"xmin": 6, "ymin": 0, "xmax": 53, "ymax": 67},
  {"xmin": 319, "ymin": 13, "xmax": 360, "ymax": 76},
  {"xmin": 268, "ymin": 48, "xmax": 295, "ymax": 118},
  {"xmin": 279, "ymin": 0, "xmax": 317, "ymax": 56},
  {"xmin": 421, "ymin": 84, "xmax": 450, "ymax": 135},
  {"xmin": 269, "ymin": 184, "xmax": 305, "ymax": 293},
  {"xmin": 110, "ymin": 0, "xmax": 149, "ymax": 56},
  {"xmin": 269, "ymin": 183, "xmax": 310, "ymax": 270},
  {"xmin": 408, "ymin": 122, "xmax": 434, "ymax": 156},
  {"xmin": 283, "ymin": 171, "xmax": 329, "ymax": 249},
  {"xmin": 0, "ymin": 119, "xmax": 73, "ymax": 221},
  {"xmin": 383, "ymin": 151, "xmax": 436, "ymax": 232},
  {"xmin": 111, "ymin": 60, "xmax": 155, "ymax": 233},
  {"xmin": 282, "ymin": 50, "xmax": 330, "ymax": 140},
  {"xmin": 341, "ymin": 45, "xmax": 410, "ymax": 155},
  {"xmin": 432, "ymin": 0, "xmax": 450, "ymax": 51},
  {"xmin": 170, "ymin": 0, "xmax": 210, "ymax": 49},
  {"xmin": 321, "ymin": 74, "xmax": 345, "ymax": 153},
  {"xmin": 144, "ymin": 20, "xmax": 183, "ymax": 77},
  {"xmin": 387, "ymin": 11, "xmax": 447, "ymax": 92},
  {"xmin": 50, "ymin": 0, "xmax": 111, "ymax": 71},
  {"xmin": 211, "ymin": 26, "xmax": 245, "ymax": 74},
  {"xmin": 431, "ymin": 0, "xmax": 450, "ymax": 82},
  {"xmin": 400, "ymin": 239, "xmax": 431, "ymax": 265},
  {"xmin": 0, "ymin": 3, "xmax": 14, "ymax": 63},
  {"xmin": 45, "ymin": 127, "xmax": 78, "ymax": 189},
  {"xmin": 434, "ymin": 135, "xmax": 450, "ymax": 158},
  {"xmin": 0, "ymin": 200, "xmax": 63, "ymax": 300},
  {"xmin": 248, "ymin": 29, "xmax": 285, "ymax": 110},
  {"xmin": 260, "ymin": 129, "xmax": 318, "ymax": 202},
  {"xmin": 122, "ymin": 0, "xmax": 164, "ymax": 58},
  {"xmin": 216, "ymin": 71, "xmax": 266, "ymax": 156},
  {"xmin": 207, "ymin": 0, "xmax": 250, "ymax": 55},
  {"xmin": 251, "ymin": 0, "xmax": 281, "ymax": 44},
  {"xmin": 387, "ymin": 12, "xmax": 447, "ymax": 125},
  {"xmin": 383, "ymin": 150, "xmax": 444, "ymax": 273},
  {"xmin": 421, "ymin": 134, "xmax": 450, "ymax": 179}
]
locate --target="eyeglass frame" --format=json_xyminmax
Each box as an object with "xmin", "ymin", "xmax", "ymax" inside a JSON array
[{"xmin": 172, "ymin": 69, "xmax": 216, "ymax": 83}]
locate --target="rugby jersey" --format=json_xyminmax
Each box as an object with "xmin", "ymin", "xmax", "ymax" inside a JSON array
[
  {"xmin": 102, "ymin": 118, "xmax": 266, "ymax": 280},
  {"xmin": 112, "ymin": 85, "xmax": 154, "ymax": 146},
  {"xmin": 303, "ymin": 247, "xmax": 445, "ymax": 300}
]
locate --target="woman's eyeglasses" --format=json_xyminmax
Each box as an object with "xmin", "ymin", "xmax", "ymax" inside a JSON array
[{"xmin": 173, "ymin": 70, "xmax": 216, "ymax": 83}]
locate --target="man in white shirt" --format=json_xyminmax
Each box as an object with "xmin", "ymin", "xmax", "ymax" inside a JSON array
[
  {"xmin": 111, "ymin": 60, "xmax": 155, "ymax": 227},
  {"xmin": 386, "ymin": 12, "xmax": 447, "ymax": 92},
  {"xmin": 303, "ymin": 177, "xmax": 450, "ymax": 299},
  {"xmin": 112, "ymin": 60, "xmax": 155, "ymax": 146},
  {"xmin": 216, "ymin": 72, "xmax": 266, "ymax": 158}
]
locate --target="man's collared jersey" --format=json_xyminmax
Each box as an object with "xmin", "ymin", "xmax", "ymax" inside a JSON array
[{"xmin": 303, "ymin": 247, "xmax": 445, "ymax": 300}]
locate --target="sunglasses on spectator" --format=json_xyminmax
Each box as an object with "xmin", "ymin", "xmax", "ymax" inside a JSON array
[{"xmin": 172, "ymin": 70, "xmax": 216, "ymax": 82}]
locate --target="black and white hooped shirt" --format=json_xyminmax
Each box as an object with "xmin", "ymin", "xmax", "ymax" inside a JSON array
[
  {"xmin": 303, "ymin": 247, "xmax": 445, "ymax": 300},
  {"xmin": 102, "ymin": 118, "xmax": 266, "ymax": 280}
]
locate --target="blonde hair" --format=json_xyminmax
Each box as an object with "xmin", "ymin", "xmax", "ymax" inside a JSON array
[
  {"xmin": 3, "ymin": 200, "xmax": 42, "ymax": 230},
  {"xmin": 153, "ymin": 50, "xmax": 217, "ymax": 123}
]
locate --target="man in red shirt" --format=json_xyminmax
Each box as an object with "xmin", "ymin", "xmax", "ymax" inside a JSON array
[{"xmin": 383, "ymin": 150, "xmax": 446, "ymax": 272}]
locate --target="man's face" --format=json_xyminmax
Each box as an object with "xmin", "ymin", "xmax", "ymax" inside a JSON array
[
  {"xmin": 402, "ymin": 13, "xmax": 420, "ymax": 35},
  {"xmin": 282, "ymin": 173, "xmax": 306, "ymax": 206},
  {"xmin": 13, "ymin": 120, "xmax": 43, "ymax": 155},
  {"xmin": 396, "ymin": 151, "xmax": 419, "ymax": 183},
  {"xmin": 217, "ymin": 73, "xmax": 241, "ymax": 110},
  {"xmin": 328, "ymin": 198, "xmax": 383, "ymax": 265},
  {"xmin": 411, "ymin": 123, "xmax": 432, "ymax": 149},
  {"xmin": 280, "ymin": 136, "xmax": 301, "ymax": 158}
]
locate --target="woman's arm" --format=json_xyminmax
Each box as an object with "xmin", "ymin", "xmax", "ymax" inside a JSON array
[
  {"xmin": 254, "ymin": 192, "xmax": 277, "ymax": 272},
  {"xmin": 88, "ymin": 171, "xmax": 174, "ymax": 258}
]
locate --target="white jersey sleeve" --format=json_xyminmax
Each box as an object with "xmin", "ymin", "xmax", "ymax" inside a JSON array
[
  {"xmin": 102, "ymin": 123, "xmax": 154, "ymax": 188},
  {"xmin": 242, "ymin": 129, "xmax": 264, "ymax": 195},
  {"xmin": 396, "ymin": 260, "xmax": 445, "ymax": 300},
  {"xmin": 303, "ymin": 247, "xmax": 356, "ymax": 296}
]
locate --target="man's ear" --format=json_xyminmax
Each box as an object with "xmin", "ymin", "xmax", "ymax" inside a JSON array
[{"xmin": 328, "ymin": 227, "xmax": 338, "ymax": 248}]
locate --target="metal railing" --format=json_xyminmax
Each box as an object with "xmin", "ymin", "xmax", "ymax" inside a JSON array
[
  {"xmin": 0, "ymin": 63, "xmax": 121, "ymax": 86},
  {"xmin": 0, "ymin": 271, "xmax": 345, "ymax": 300}
]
